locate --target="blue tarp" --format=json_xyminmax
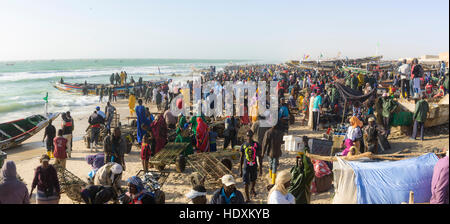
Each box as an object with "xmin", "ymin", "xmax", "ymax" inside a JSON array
[{"xmin": 348, "ymin": 153, "xmax": 439, "ymax": 204}]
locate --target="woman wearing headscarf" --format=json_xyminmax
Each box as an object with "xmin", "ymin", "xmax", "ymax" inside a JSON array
[
  {"xmin": 267, "ymin": 170, "xmax": 295, "ymax": 204},
  {"xmin": 30, "ymin": 154, "xmax": 61, "ymax": 204},
  {"xmin": 86, "ymin": 153, "xmax": 105, "ymax": 181},
  {"xmin": 121, "ymin": 176, "xmax": 155, "ymax": 204},
  {"xmin": 128, "ymin": 92, "xmax": 136, "ymax": 116},
  {"xmin": 195, "ymin": 117, "xmax": 210, "ymax": 153},
  {"xmin": 0, "ymin": 161, "xmax": 30, "ymax": 204},
  {"xmin": 175, "ymin": 114, "xmax": 193, "ymax": 156},
  {"xmin": 341, "ymin": 116, "xmax": 363, "ymax": 156},
  {"xmin": 151, "ymin": 114, "xmax": 168, "ymax": 154}
]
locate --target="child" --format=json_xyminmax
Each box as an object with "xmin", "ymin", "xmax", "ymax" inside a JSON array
[
  {"xmin": 141, "ymin": 133, "xmax": 156, "ymax": 173},
  {"xmin": 209, "ymin": 127, "xmax": 218, "ymax": 152}
]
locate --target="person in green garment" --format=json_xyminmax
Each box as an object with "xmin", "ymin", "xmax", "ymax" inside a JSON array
[
  {"xmin": 411, "ymin": 94, "xmax": 429, "ymax": 141},
  {"xmin": 288, "ymin": 136, "xmax": 314, "ymax": 204},
  {"xmin": 328, "ymin": 84, "xmax": 339, "ymax": 110},
  {"xmin": 444, "ymin": 72, "xmax": 449, "ymax": 94},
  {"xmin": 351, "ymin": 73, "xmax": 359, "ymax": 90},
  {"xmin": 380, "ymin": 93, "xmax": 398, "ymax": 138},
  {"xmin": 345, "ymin": 73, "xmax": 352, "ymax": 87},
  {"xmin": 189, "ymin": 112, "xmax": 206, "ymax": 137},
  {"xmin": 175, "ymin": 114, "xmax": 193, "ymax": 156}
]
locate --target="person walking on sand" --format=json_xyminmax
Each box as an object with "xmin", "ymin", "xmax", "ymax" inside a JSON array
[
  {"xmin": 99, "ymin": 85, "xmax": 104, "ymax": 102},
  {"xmin": 136, "ymin": 99, "xmax": 151, "ymax": 145},
  {"xmin": 110, "ymin": 73, "xmax": 115, "ymax": 85},
  {"xmin": 42, "ymin": 120, "xmax": 56, "ymax": 159},
  {"xmin": 150, "ymin": 114, "xmax": 168, "ymax": 154},
  {"xmin": 105, "ymin": 102, "xmax": 116, "ymax": 135},
  {"xmin": 53, "ymin": 129, "xmax": 68, "ymax": 169},
  {"xmin": 61, "ymin": 112, "xmax": 74, "ymax": 158},
  {"xmin": 115, "ymin": 73, "xmax": 120, "ymax": 85},
  {"xmin": 120, "ymin": 71, "xmax": 126, "ymax": 85},
  {"xmin": 262, "ymin": 122, "xmax": 284, "ymax": 185},
  {"xmin": 89, "ymin": 110, "xmax": 105, "ymax": 152},
  {"xmin": 128, "ymin": 92, "xmax": 136, "ymax": 116},
  {"xmin": 30, "ymin": 154, "xmax": 61, "ymax": 204},
  {"xmin": 103, "ymin": 127, "xmax": 127, "ymax": 171},
  {"xmin": 0, "ymin": 161, "xmax": 30, "ymax": 204},
  {"xmin": 239, "ymin": 130, "xmax": 261, "ymax": 203},
  {"xmin": 141, "ymin": 133, "xmax": 155, "ymax": 173}
]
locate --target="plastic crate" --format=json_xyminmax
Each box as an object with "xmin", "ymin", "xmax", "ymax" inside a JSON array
[
  {"xmin": 0, "ymin": 150, "xmax": 7, "ymax": 169},
  {"xmin": 308, "ymin": 138, "xmax": 333, "ymax": 156}
]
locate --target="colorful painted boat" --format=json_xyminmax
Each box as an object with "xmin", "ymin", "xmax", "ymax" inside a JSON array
[
  {"xmin": 0, "ymin": 113, "xmax": 60, "ymax": 150},
  {"xmin": 52, "ymin": 80, "xmax": 166, "ymax": 96}
]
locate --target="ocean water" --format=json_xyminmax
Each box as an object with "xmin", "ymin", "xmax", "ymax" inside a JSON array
[{"xmin": 0, "ymin": 58, "xmax": 271, "ymax": 123}]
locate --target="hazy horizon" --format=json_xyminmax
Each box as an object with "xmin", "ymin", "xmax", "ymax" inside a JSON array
[{"xmin": 1, "ymin": 0, "xmax": 448, "ymax": 61}]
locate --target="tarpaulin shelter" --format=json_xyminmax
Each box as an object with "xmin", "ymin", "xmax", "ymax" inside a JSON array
[
  {"xmin": 332, "ymin": 153, "xmax": 439, "ymax": 204},
  {"xmin": 334, "ymin": 82, "xmax": 376, "ymax": 123}
]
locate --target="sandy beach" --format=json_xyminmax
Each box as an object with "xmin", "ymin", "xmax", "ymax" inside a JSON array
[{"xmin": 3, "ymin": 97, "xmax": 448, "ymax": 204}]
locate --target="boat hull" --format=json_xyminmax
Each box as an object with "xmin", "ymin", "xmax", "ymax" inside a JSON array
[
  {"xmin": 398, "ymin": 95, "xmax": 449, "ymax": 128},
  {"xmin": 53, "ymin": 81, "xmax": 166, "ymax": 96},
  {"xmin": 0, "ymin": 113, "xmax": 60, "ymax": 150}
]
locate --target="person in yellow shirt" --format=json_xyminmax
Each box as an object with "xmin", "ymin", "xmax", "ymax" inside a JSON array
[
  {"xmin": 129, "ymin": 92, "xmax": 136, "ymax": 116},
  {"xmin": 120, "ymin": 72, "xmax": 126, "ymax": 85},
  {"xmin": 357, "ymin": 73, "xmax": 365, "ymax": 92}
]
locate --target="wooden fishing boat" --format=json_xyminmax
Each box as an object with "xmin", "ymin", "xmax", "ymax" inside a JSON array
[
  {"xmin": 398, "ymin": 95, "xmax": 449, "ymax": 127},
  {"xmin": 52, "ymin": 80, "xmax": 166, "ymax": 96},
  {"xmin": 0, "ymin": 113, "xmax": 60, "ymax": 150}
]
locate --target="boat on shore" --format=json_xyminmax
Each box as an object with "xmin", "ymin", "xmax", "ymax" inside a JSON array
[
  {"xmin": 0, "ymin": 113, "xmax": 60, "ymax": 151},
  {"xmin": 52, "ymin": 80, "xmax": 166, "ymax": 96},
  {"xmin": 398, "ymin": 95, "xmax": 449, "ymax": 128}
]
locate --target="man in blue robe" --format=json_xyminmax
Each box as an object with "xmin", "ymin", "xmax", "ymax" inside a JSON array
[{"xmin": 135, "ymin": 99, "xmax": 150, "ymax": 145}]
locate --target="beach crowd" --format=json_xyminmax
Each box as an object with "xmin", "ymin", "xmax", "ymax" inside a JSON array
[{"xmin": 1, "ymin": 59, "xmax": 449, "ymax": 204}]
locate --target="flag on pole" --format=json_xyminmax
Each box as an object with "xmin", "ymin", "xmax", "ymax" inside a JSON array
[
  {"xmin": 43, "ymin": 92, "xmax": 48, "ymax": 116},
  {"xmin": 43, "ymin": 92, "xmax": 48, "ymax": 103}
]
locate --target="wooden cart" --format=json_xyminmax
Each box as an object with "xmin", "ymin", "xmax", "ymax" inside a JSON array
[
  {"xmin": 187, "ymin": 152, "xmax": 235, "ymax": 189},
  {"xmin": 149, "ymin": 142, "xmax": 190, "ymax": 172}
]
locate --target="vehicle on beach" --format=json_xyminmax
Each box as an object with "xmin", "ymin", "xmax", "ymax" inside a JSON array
[{"xmin": 0, "ymin": 113, "xmax": 60, "ymax": 151}]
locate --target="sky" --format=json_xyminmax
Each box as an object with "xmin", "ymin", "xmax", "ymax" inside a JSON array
[{"xmin": 0, "ymin": 0, "xmax": 448, "ymax": 61}]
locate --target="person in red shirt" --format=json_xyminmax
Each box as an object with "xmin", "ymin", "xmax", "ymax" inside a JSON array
[
  {"xmin": 53, "ymin": 129, "xmax": 68, "ymax": 169},
  {"xmin": 140, "ymin": 133, "xmax": 155, "ymax": 173},
  {"xmin": 425, "ymin": 82, "xmax": 433, "ymax": 98}
]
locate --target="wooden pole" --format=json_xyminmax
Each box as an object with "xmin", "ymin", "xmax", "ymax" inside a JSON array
[{"xmin": 342, "ymin": 99, "xmax": 347, "ymax": 124}]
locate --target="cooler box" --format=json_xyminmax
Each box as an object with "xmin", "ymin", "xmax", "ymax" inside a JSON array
[
  {"xmin": 283, "ymin": 135, "xmax": 304, "ymax": 153},
  {"xmin": 308, "ymin": 138, "xmax": 333, "ymax": 156}
]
